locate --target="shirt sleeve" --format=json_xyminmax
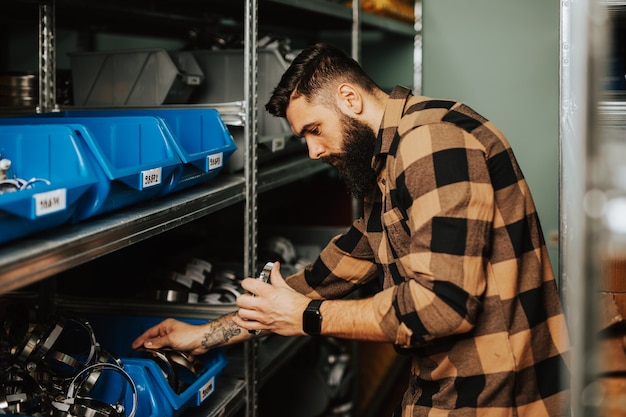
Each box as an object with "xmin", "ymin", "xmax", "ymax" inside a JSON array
[
  {"xmin": 285, "ymin": 217, "xmax": 379, "ymax": 299},
  {"xmin": 372, "ymin": 122, "xmax": 494, "ymax": 348}
]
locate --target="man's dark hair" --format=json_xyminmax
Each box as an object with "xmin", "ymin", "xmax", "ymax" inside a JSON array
[{"xmin": 265, "ymin": 42, "xmax": 379, "ymax": 118}]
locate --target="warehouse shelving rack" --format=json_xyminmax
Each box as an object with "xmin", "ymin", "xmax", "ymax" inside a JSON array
[
  {"xmin": 560, "ymin": 1, "xmax": 626, "ymax": 416},
  {"xmin": 0, "ymin": 1, "xmax": 419, "ymax": 416}
]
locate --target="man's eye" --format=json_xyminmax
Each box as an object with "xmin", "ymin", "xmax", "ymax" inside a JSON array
[{"xmin": 310, "ymin": 127, "xmax": 320, "ymax": 135}]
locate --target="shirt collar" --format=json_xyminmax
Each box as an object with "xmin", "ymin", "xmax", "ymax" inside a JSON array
[{"xmin": 375, "ymin": 85, "xmax": 413, "ymax": 157}]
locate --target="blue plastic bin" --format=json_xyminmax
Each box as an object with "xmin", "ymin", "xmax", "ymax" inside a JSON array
[
  {"xmin": 86, "ymin": 314, "xmax": 228, "ymax": 417},
  {"xmin": 63, "ymin": 108, "xmax": 237, "ymax": 193},
  {"xmin": 120, "ymin": 361, "xmax": 167, "ymax": 417},
  {"xmin": 121, "ymin": 354, "xmax": 226, "ymax": 417},
  {"xmin": 86, "ymin": 315, "xmax": 208, "ymax": 358},
  {"xmin": 0, "ymin": 116, "xmax": 183, "ymax": 221},
  {"xmin": 80, "ymin": 361, "xmax": 166, "ymax": 417},
  {"xmin": 0, "ymin": 124, "xmax": 98, "ymax": 244}
]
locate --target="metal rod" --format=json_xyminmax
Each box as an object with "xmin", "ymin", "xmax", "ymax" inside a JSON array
[
  {"xmin": 351, "ymin": 0, "xmax": 360, "ymax": 63},
  {"xmin": 560, "ymin": 1, "xmax": 609, "ymax": 416},
  {"xmin": 243, "ymin": 0, "xmax": 259, "ymax": 416},
  {"xmin": 413, "ymin": 1, "xmax": 422, "ymax": 95}
]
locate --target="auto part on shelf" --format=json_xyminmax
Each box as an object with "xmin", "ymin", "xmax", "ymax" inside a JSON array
[{"xmin": 130, "ymin": 347, "xmax": 203, "ymax": 394}]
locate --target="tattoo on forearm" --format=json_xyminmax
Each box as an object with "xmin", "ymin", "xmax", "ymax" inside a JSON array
[{"xmin": 201, "ymin": 319, "xmax": 242, "ymax": 349}]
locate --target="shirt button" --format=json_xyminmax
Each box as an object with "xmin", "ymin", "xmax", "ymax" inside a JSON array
[{"xmin": 381, "ymin": 178, "xmax": 386, "ymax": 185}]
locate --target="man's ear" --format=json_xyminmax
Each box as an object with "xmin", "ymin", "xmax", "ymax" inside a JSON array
[{"xmin": 337, "ymin": 83, "xmax": 363, "ymax": 115}]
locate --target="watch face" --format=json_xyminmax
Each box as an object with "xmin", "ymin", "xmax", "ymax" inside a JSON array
[
  {"xmin": 304, "ymin": 311, "xmax": 321, "ymax": 335},
  {"xmin": 303, "ymin": 300, "xmax": 323, "ymax": 335}
]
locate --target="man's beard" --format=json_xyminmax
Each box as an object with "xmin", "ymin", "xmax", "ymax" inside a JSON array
[{"xmin": 321, "ymin": 114, "xmax": 378, "ymax": 199}]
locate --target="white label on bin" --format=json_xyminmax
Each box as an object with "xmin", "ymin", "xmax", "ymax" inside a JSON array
[
  {"xmin": 208, "ymin": 152, "xmax": 224, "ymax": 170},
  {"xmin": 142, "ymin": 167, "xmax": 162, "ymax": 188},
  {"xmin": 271, "ymin": 137, "xmax": 286, "ymax": 152},
  {"xmin": 187, "ymin": 75, "xmax": 202, "ymax": 85},
  {"xmin": 199, "ymin": 375, "xmax": 215, "ymax": 402},
  {"xmin": 34, "ymin": 188, "xmax": 67, "ymax": 217}
]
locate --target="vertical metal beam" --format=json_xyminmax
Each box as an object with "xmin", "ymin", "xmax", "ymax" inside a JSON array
[
  {"xmin": 579, "ymin": 2, "xmax": 611, "ymax": 415},
  {"xmin": 351, "ymin": 0, "xmax": 361, "ymax": 62},
  {"xmin": 244, "ymin": 0, "xmax": 259, "ymax": 282},
  {"xmin": 243, "ymin": 0, "xmax": 259, "ymax": 416},
  {"xmin": 560, "ymin": 1, "xmax": 608, "ymax": 416},
  {"xmin": 38, "ymin": 0, "xmax": 56, "ymax": 113},
  {"xmin": 559, "ymin": 1, "xmax": 587, "ymax": 415},
  {"xmin": 351, "ymin": 0, "xmax": 362, "ymax": 222},
  {"xmin": 413, "ymin": 1, "xmax": 422, "ymax": 95}
]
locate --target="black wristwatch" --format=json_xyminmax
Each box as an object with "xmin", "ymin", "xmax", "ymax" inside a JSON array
[{"xmin": 302, "ymin": 299, "xmax": 323, "ymax": 335}]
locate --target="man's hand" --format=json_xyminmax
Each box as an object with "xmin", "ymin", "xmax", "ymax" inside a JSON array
[
  {"xmin": 131, "ymin": 318, "xmax": 211, "ymax": 355},
  {"xmin": 233, "ymin": 262, "xmax": 311, "ymax": 336}
]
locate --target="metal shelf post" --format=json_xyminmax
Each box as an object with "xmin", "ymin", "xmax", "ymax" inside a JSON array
[
  {"xmin": 38, "ymin": 0, "xmax": 56, "ymax": 113},
  {"xmin": 243, "ymin": 0, "xmax": 259, "ymax": 416}
]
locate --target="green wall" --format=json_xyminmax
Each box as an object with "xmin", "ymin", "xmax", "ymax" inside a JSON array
[{"xmin": 422, "ymin": 0, "xmax": 561, "ymax": 273}]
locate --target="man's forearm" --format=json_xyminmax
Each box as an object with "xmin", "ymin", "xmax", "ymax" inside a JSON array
[
  {"xmin": 202, "ymin": 311, "xmax": 256, "ymax": 349},
  {"xmin": 320, "ymin": 298, "xmax": 389, "ymax": 342}
]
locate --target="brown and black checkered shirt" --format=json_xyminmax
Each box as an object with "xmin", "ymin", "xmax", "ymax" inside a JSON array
[{"xmin": 286, "ymin": 85, "xmax": 570, "ymax": 416}]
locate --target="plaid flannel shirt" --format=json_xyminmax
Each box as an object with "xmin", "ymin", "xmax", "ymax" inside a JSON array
[{"xmin": 286, "ymin": 85, "xmax": 570, "ymax": 416}]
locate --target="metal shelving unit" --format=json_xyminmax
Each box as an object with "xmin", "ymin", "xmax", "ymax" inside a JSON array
[
  {"xmin": 0, "ymin": 156, "xmax": 331, "ymax": 293},
  {"xmin": 560, "ymin": 1, "xmax": 626, "ymax": 416},
  {"xmin": 0, "ymin": 1, "xmax": 418, "ymax": 416}
]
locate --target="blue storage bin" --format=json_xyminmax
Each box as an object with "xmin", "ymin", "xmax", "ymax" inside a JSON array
[
  {"xmin": 0, "ymin": 116, "xmax": 183, "ymax": 221},
  {"xmin": 0, "ymin": 124, "xmax": 98, "ymax": 244},
  {"xmin": 79, "ymin": 361, "xmax": 165, "ymax": 417},
  {"xmin": 122, "ymin": 354, "xmax": 226, "ymax": 417},
  {"xmin": 63, "ymin": 108, "xmax": 237, "ymax": 193},
  {"xmin": 85, "ymin": 314, "xmax": 228, "ymax": 417},
  {"xmin": 120, "ymin": 362, "xmax": 167, "ymax": 417},
  {"xmin": 86, "ymin": 314, "xmax": 208, "ymax": 358}
]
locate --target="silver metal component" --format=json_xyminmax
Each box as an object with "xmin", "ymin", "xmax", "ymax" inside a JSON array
[
  {"xmin": 249, "ymin": 262, "xmax": 274, "ymax": 335},
  {"xmin": 256, "ymin": 262, "xmax": 274, "ymax": 284},
  {"xmin": 0, "ymin": 177, "xmax": 51, "ymax": 195},
  {"xmin": 60, "ymin": 362, "xmax": 137, "ymax": 417},
  {"xmin": 0, "ymin": 158, "xmax": 11, "ymax": 181}
]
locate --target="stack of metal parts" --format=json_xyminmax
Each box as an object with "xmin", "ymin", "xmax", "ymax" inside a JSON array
[
  {"xmin": 0, "ymin": 73, "xmax": 37, "ymax": 108},
  {"xmin": 148, "ymin": 257, "xmax": 216, "ymax": 304},
  {"xmin": 144, "ymin": 235, "xmax": 314, "ymax": 305},
  {"xmin": 146, "ymin": 257, "xmax": 254, "ymax": 305},
  {"xmin": 0, "ymin": 303, "xmax": 137, "ymax": 417}
]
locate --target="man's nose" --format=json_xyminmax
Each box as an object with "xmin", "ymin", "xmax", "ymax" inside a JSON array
[{"xmin": 306, "ymin": 140, "xmax": 325, "ymax": 160}]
